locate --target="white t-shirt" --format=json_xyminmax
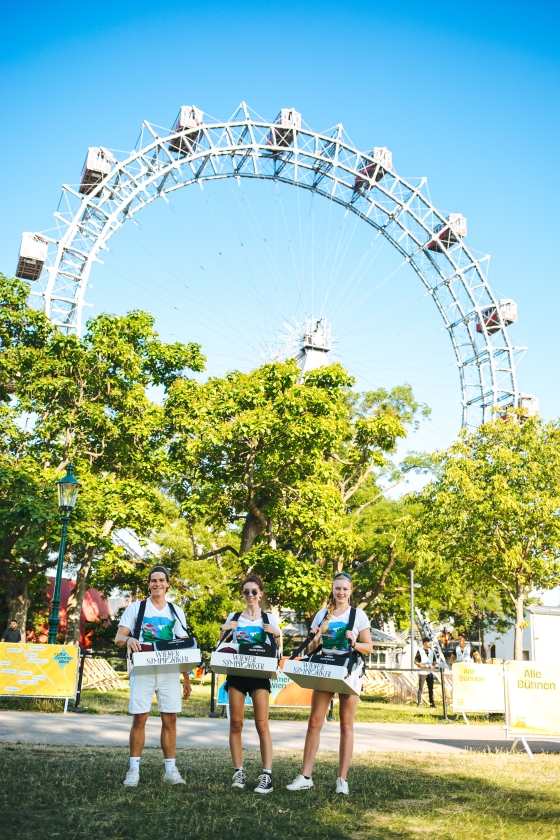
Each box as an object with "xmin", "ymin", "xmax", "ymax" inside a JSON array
[
  {"xmin": 119, "ymin": 598, "xmax": 188, "ymax": 643},
  {"xmin": 311, "ymin": 607, "xmax": 370, "ymax": 652},
  {"xmin": 454, "ymin": 642, "xmax": 473, "ymax": 663},
  {"xmin": 224, "ymin": 611, "xmax": 281, "ymax": 645}
]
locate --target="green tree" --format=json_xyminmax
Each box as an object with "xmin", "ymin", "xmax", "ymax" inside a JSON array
[
  {"xmin": 415, "ymin": 415, "xmax": 560, "ymax": 659},
  {"xmin": 0, "ymin": 274, "xmax": 205, "ymax": 635},
  {"xmin": 166, "ymin": 360, "xmax": 353, "ymax": 556}
]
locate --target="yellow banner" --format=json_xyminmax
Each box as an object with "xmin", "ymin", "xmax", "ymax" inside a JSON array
[
  {"xmin": 0, "ymin": 643, "xmax": 79, "ymax": 698},
  {"xmin": 452, "ymin": 663, "xmax": 505, "ymax": 713},
  {"xmin": 505, "ymin": 660, "xmax": 560, "ymax": 736}
]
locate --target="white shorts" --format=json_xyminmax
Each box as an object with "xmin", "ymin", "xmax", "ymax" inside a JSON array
[{"xmin": 129, "ymin": 669, "xmax": 182, "ymax": 715}]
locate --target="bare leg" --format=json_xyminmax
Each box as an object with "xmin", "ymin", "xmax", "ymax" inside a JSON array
[
  {"xmin": 160, "ymin": 712, "xmax": 177, "ymax": 759},
  {"xmin": 338, "ymin": 694, "xmax": 359, "ymax": 779},
  {"xmin": 228, "ymin": 687, "xmax": 246, "ymax": 768},
  {"xmin": 129, "ymin": 712, "xmax": 149, "ymax": 757},
  {"xmin": 251, "ymin": 689, "xmax": 272, "ymax": 770},
  {"xmin": 301, "ymin": 690, "xmax": 334, "ymax": 777}
]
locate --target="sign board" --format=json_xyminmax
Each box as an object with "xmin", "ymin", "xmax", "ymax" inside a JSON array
[
  {"xmin": 452, "ymin": 663, "xmax": 505, "ymax": 713},
  {"xmin": 505, "ymin": 660, "xmax": 560, "ymax": 736},
  {"xmin": 130, "ymin": 647, "xmax": 201, "ymax": 675},
  {"xmin": 217, "ymin": 658, "xmax": 312, "ymax": 707},
  {"xmin": 282, "ymin": 658, "xmax": 363, "ymax": 696},
  {"xmin": 0, "ymin": 643, "xmax": 79, "ymax": 698},
  {"xmin": 210, "ymin": 651, "xmax": 278, "ymax": 680}
]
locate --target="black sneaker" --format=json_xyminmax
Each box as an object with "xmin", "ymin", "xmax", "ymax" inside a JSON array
[
  {"xmin": 254, "ymin": 772, "xmax": 273, "ymax": 794},
  {"xmin": 232, "ymin": 769, "xmax": 246, "ymax": 789}
]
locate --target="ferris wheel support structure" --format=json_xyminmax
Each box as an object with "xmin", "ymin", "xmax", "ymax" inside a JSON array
[{"xmin": 18, "ymin": 102, "xmax": 525, "ymax": 426}]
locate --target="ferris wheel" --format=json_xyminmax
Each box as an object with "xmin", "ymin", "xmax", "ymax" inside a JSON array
[{"xmin": 15, "ymin": 102, "xmax": 533, "ymax": 428}]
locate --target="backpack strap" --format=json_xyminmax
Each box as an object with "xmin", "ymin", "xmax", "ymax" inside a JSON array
[
  {"xmin": 167, "ymin": 601, "xmax": 189, "ymax": 637},
  {"xmin": 289, "ymin": 609, "xmax": 327, "ymax": 660},
  {"xmin": 347, "ymin": 606, "xmax": 357, "ymax": 634},
  {"xmin": 260, "ymin": 612, "xmax": 280, "ymax": 656},
  {"xmin": 220, "ymin": 612, "xmax": 242, "ymax": 644},
  {"xmin": 132, "ymin": 600, "xmax": 147, "ymax": 641}
]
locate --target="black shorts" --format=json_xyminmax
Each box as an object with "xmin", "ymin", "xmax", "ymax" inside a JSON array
[{"xmin": 224, "ymin": 675, "xmax": 271, "ymax": 696}]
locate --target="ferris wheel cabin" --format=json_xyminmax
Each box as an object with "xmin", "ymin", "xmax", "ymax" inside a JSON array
[
  {"xmin": 500, "ymin": 394, "xmax": 540, "ymax": 421},
  {"xmin": 476, "ymin": 299, "xmax": 518, "ymax": 334},
  {"xmin": 169, "ymin": 106, "xmax": 203, "ymax": 155},
  {"xmin": 267, "ymin": 109, "xmax": 301, "ymax": 148},
  {"xmin": 354, "ymin": 147, "xmax": 393, "ymax": 189},
  {"xmin": 427, "ymin": 214, "xmax": 467, "ymax": 252},
  {"xmin": 16, "ymin": 232, "xmax": 48, "ymax": 281},
  {"xmin": 79, "ymin": 148, "xmax": 113, "ymax": 195}
]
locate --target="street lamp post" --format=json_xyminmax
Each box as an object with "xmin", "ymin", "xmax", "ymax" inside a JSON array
[{"xmin": 48, "ymin": 463, "xmax": 81, "ymax": 645}]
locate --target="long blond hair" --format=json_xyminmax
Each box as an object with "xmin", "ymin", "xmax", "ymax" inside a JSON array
[{"xmin": 321, "ymin": 591, "xmax": 337, "ymax": 634}]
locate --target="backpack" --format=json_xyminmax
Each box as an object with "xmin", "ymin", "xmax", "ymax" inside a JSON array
[
  {"xmin": 131, "ymin": 600, "xmax": 198, "ymax": 651},
  {"xmin": 219, "ymin": 611, "xmax": 279, "ymax": 659}
]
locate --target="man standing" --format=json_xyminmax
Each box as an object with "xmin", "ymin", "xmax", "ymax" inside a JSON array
[
  {"xmin": 1, "ymin": 620, "xmax": 22, "ymax": 643},
  {"xmin": 415, "ymin": 637, "xmax": 436, "ymax": 707},
  {"xmin": 450, "ymin": 633, "xmax": 473, "ymax": 664},
  {"xmin": 115, "ymin": 566, "xmax": 192, "ymax": 787}
]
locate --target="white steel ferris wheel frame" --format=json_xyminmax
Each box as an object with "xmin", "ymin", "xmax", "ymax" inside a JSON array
[{"xmin": 27, "ymin": 102, "xmax": 524, "ymax": 427}]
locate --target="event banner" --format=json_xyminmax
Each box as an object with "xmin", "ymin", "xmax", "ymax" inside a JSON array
[
  {"xmin": 505, "ymin": 660, "xmax": 560, "ymax": 736},
  {"xmin": 452, "ymin": 662, "xmax": 505, "ymax": 713},
  {"xmin": 217, "ymin": 658, "xmax": 313, "ymax": 707},
  {"xmin": 0, "ymin": 643, "xmax": 79, "ymax": 698}
]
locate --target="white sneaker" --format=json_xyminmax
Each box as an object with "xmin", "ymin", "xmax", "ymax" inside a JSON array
[
  {"xmin": 232, "ymin": 768, "xmax": 246, "ymax": 789},
  {"xmin": 336, "ymin": 777, "xmax": 349, "ymax": 795},
  {"xmin": 162, "ymin": 767, "xmax": 186, "ymax": 785},
  {"xmin": 123, "ymin": 767, "xmax": 139, "ymax": 787},
  {"xmin": 286, "ymin": 774, "xmax": 313, "ymax": 791}
]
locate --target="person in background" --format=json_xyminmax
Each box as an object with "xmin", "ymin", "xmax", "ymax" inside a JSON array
[
  {"xmin": 1, "ymin": 620, "xmax": 21, "ymax": 643},
  {"xmin": 450, "ymin": 633, "xmax": 473, "ymax": 664},
  {"xmin": 472, "ymin": 650, "xmax": 482, "ymax": 664},
  {"xmin": 415, "ymin": 637, "xmax": 437, "ymax": 707}
]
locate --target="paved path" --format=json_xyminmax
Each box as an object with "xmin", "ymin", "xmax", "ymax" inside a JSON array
[{"xmin": 1, "ymin": 712, "xmax": 559, "ymax": 753}]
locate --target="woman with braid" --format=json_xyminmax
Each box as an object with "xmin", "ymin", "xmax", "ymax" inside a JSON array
[{"xmin": 286, "ymin": 572, "xmax": 372, "ymax": 795}]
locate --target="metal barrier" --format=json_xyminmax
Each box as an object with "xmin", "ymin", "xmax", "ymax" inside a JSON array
[{"xmin": 364, "ymin": 666, "xmax": 452, "ymax": 721}]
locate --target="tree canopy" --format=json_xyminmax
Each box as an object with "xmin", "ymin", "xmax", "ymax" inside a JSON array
[{"xmin": 414, "ymin": 414, "xmax": 560, "ymax": 658}]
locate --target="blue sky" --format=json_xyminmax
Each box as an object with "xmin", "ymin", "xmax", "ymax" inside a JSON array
[{"xmin": 1, "ymin": 1, "xmax": 559, "ymax": 457}]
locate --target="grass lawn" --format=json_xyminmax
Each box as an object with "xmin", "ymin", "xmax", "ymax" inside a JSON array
[
  {"xmin": 0, "ymin": 680, "xmax": 503, "ymax": 724},
  {"xmin": 1, "ymin": 744, "xmax": 558, "ymax": 840}
]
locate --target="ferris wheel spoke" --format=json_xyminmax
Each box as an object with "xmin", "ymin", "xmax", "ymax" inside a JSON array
[{"xmin": 17, "ymin": 103, "xmax": 525, "ymax": 427}]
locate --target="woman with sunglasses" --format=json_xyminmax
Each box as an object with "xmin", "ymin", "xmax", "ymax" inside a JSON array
[
  {"xmin": 219, "ymin": 574, "xmax": 281, "ymax": 794},
  {"xmin": 286, "ymin": 571, "xmax": 372, "ymax": 796}
]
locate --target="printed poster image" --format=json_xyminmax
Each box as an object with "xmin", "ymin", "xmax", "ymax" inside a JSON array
[
  {"xmin": 0, "ymin": 643, "xmax": 79, "ymax": 698},
  {"xmin": 505, "ymin": 660, "xmax": 560, "ymax": 736},
  {"xmin": 217, "ymin": 658, "xmax": 313, "ymax": 707}
]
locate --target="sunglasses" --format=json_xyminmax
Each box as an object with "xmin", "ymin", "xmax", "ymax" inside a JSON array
[
  {"xmin": 333, "ymin": 572, "xmax": 352, "ymax": 582},
  {"xmin": 243, "ymin": 589, "xmax": 259, "ymax": 596}
]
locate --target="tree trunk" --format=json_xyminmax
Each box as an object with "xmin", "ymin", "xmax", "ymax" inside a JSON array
[
  {"xmin": 266, "ymin": 518, "xmax": 276, "ymax": 550},
  {"xmin": 6, "ymin": 584, "xmax": 31, "ymax": 638},
  {"xmin": 240, "ymin": 510, "xmax": 265, "ymax": 555},
  {"xmin": 513, "ymin": 587, "xmax": 525, "ymax": 661},
  {"xmin": 357, "ymin": 544, "xmax": 396, "ymax": 610},
  {"xmin": 64, "ymin": 545, "xmax": 96, "ymax": 646}
]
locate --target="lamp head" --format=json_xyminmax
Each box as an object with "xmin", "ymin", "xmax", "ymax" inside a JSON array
[{"xmin": 57, "ymin": 463, "xmax": 81, "ymax": 512}]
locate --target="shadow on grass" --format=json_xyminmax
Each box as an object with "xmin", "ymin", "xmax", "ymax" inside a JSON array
[{"xmin": 0, "ymin": 745, "xmax": 559, "ymax": 840}]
